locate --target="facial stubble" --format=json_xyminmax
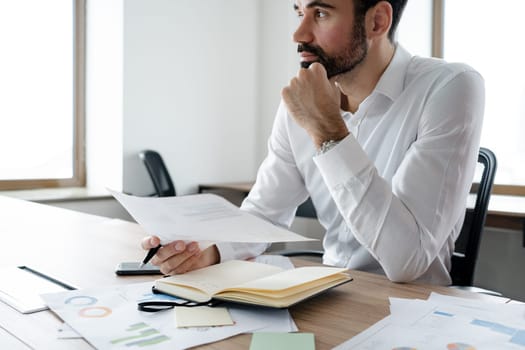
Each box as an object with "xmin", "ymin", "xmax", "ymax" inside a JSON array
[{"xmin": 298, "ymin": 17, "xmax": 367, "ymax": 78}]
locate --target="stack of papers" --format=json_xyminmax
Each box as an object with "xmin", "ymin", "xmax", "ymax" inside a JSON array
[
  {"xmin": 335, "ymin": 293, "xmax": 525, "ymax": 350},
  {"xmin": 42, "ymin": 255, "xmax": 299, "ymax": 350}
]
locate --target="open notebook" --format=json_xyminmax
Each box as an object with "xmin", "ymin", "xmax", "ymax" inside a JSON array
[{"xmin": 154, "ymin": 260, "xmax": 352, "ymax": 308}]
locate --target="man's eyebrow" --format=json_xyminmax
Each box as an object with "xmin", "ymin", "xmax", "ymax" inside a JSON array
[{"xmin": 293, "ymin": 1, "xmax": 336, "ymax": 11}]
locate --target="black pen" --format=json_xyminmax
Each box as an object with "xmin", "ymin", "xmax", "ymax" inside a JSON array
[{"xmin": 139, "ymin": 245, "xmax": 161, "ymax": 268}]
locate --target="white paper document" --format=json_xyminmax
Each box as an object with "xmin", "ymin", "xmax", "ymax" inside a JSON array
[
  {"xmin": 335, "ymin": 293, "xmax": 525, "ymax": 350},
  {"xmin": 42, "ymin": 281, "xmax": 297, "ymax": 350},
  {"xmin": 0, "ymin": 266, "xmax": 72, "ymax": 314},
  {"xmin": 109, "ymin": 190, "xmax": 314, "ymax": 244}
]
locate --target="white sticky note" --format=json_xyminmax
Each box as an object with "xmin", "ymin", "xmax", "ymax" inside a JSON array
[{"xmin": 175, "ymin": 306, "xmax": 234, "ymax": 328}]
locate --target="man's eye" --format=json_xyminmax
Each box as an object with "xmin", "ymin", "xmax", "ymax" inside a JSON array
[{"xmin": 316, "ymin": 10, "xmax": 327, "ymax": 18}]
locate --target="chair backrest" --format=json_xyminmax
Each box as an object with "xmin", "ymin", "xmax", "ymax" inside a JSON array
[
  {"xmin": 138, "ymin": 150, "xmax": 176, "ymax": 197},
  {"xmin": 296, "ymin": 197, "xmax": 317, "ymax": 218},
  {"xmin": 450, "ymin": 147, "xmax": 497, "ymax": 286}
]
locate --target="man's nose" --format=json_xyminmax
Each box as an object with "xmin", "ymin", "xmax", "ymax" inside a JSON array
[{"xmin": 293, "ymin": 17, "xmax": 314, "ymax": 44}]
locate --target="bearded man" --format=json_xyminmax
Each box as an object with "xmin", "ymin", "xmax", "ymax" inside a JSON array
[{"xmin": 142, "ymin": 0, "xmax": 484, "ymax": 285}]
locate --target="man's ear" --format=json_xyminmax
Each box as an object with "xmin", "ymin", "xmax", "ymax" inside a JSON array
[{"xmin": 365, "ymin": 1, "xmax": 393, "ymax": 39}]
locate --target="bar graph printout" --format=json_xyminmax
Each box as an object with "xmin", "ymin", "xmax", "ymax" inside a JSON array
[
  {"xmin": 334, "ymin": 293, "xmax": 525, "ymax": 350},
  {"xmin": 42, "ymin": 281, "xmax": 296, "ymax": 350}
]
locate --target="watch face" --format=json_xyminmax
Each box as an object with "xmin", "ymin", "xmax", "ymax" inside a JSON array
[{"xmin": 317, "ymin": 140, "xmax": 340, "ymax": 155}]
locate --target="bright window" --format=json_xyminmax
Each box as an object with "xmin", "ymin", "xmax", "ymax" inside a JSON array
[
  {"xmin": 443, "ymin": 1, "xmax": 525, "ymax": 193},
  {"xmin": 0, "ymin": 0, "xmax": 85, "ymax": 190}
]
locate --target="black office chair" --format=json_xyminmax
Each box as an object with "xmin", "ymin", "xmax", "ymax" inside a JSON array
[
  {"xmin": 277, "ymin": 148, "xmax": 497, "ymax": 289},
  {"xmin": 296, "ymin": 197, "xmax": 317, "ymax": 218},
  {"xmin": 138, "ymin": 150, "xmax": 176, "ymax": 197},
  {"xmin": 450, "ymin": 147, "xmax": 496, "ymax": 287}
]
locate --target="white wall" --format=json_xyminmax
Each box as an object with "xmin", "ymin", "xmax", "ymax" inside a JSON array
[
  {"xmin": 123, "ymin": 0, "xmax": 260, "ymax": 196},
  {"xmin": 118, "ymin": 0, "xmax": 303, "ymax": 195},
  {"xmin": 256, "ymin": 0, "xmax": 297, "ymax": 165},
  {"xmin": 86, "ymin": 0, "xmax": 123, "ymax": 191}
]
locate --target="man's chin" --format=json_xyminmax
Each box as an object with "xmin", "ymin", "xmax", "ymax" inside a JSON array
[
  {"xmin": 298, "ymin": 61, "xmax": 349, "ymax": 79},
  {"xmin": 326, "ymin": 66, "xmax": 355, "ymax": 79}
]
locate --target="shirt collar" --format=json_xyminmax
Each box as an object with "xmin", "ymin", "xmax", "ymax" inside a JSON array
[{"xmin": 373, "ymin": 44, "xmax": 412, "ymax": 101}]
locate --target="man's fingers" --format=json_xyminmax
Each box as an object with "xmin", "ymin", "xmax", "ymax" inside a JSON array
[
  {"xmin": 140, "ymin": 238, "xmax": 209, "ymax": 275},
  {"xmin": 152, "ymin": 241, "xmax": 185, "ymax": 263},
  {"xmin": 308, "ymin": 61, "xmax": 325, "ymax": 73},
  {"xmin": 159, "ymin": 244, "xmax": 201, "ymax": 275},
  {"xmin": 141, "ymin": 235, "xmax": 160, "ymax": 250},
  {"xmin": 164, "ymin": 252, "xmax": 202, "ymax": 275}
]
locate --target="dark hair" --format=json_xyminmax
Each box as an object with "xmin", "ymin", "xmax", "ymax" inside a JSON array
[{"xmin": 354, "ymin": 0, "xmax": 408, "ymax": 42}]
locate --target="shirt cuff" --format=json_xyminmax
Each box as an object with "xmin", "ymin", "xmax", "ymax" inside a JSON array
[
  {"xmin": 313, "ymin": 133, "xmax": 371, "ymax": 188},
  {"xmin": 214, "ymin": 242, "xmax": 236, "ymax": 262}
]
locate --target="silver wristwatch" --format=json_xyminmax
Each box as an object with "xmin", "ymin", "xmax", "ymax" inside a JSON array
[{"xmin": 316, "ymin": 139, "xmax": 340, "ymax": 156}]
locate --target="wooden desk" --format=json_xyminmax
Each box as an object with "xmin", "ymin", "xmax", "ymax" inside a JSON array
[
  {"xmin": 198, "ymin": 182, "xmax": 253, "ymax": 194},
  {"xmin": 0, "ymin": 195, "xmax": 508, "ymax": 350}
]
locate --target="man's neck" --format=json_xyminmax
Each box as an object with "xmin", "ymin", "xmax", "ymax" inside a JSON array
[{"xmin": 335, "ymin": 41, "xmax": 396, "ymax": 113}]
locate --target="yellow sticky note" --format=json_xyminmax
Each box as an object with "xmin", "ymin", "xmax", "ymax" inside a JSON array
[{"xmin": 175, "ymin": 306, "xmax": 234, "ymax": 328}]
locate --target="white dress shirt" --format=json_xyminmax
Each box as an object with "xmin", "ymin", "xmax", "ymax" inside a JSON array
[{"xmin": 216, "ymin": 45, "xmax": 484, "ymax": 285}]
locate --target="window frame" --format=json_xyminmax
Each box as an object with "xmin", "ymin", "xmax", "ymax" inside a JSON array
[
  {"xmin": 0, "ymin": 0, "xmax": 86, "ymax": 191},
  {"xmin": 433, "ymin": 0, "xmax": 525, "ymax": 196}
]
